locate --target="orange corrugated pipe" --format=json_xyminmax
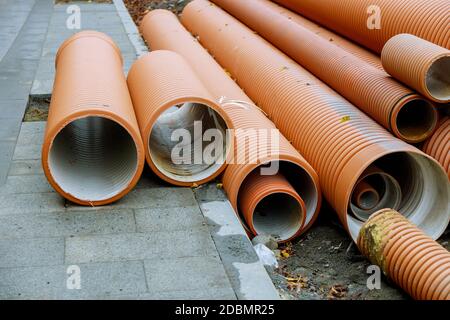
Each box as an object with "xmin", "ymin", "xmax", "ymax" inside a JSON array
[
  {"xmin": 382, "ymin": 34, "xmax": 450, "ymax": 104},
  {"xmin": 210, "ymin": 0, "xmax": 438, "ymax": 143},
  {"xmin": 239, "ymin": 172, "xmax": 307, "ymax": 241},
  {"xmin": 423, "ymin": 116, "xmax": 450, "ymax": 179},
  {"xmin": 273, "ymin": 4, "xmax": 383, "ymax": 71},
  {"xmin": 127, "ymin": 50, "xmax": 232, "ymax": 187},
  {"xmin": 272, "ymin": 0, "xmax": 450, "ymax": 54},
  {"xmin": 42, "ymin": 31, "xmax": 145, "ymax": 206},
  {"xmin": 358, "ymin": 209, "xmax": 450, "ymax": 300},
  {"xmin": 140, "ymin": 10, "xmax": 322, "ymax": 242},
  {"xmin": 181, "ymin": 0, "xmax": 450, "ymax": 241}
]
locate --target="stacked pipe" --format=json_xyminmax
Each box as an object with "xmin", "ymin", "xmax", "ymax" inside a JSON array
[
  {"xmin": 180, "ymin": 0, "xmax": 450, "ymax": 241},
  {"xmin": 140, "ymin": 10, "xmax": 322, "ymax": 242},
  {"xmin": 127, "ymin": 50, "xmax": 232, "ymax": 186},
  {"xmin": 422, "ymin": 117, "xmax": 450, "ymax": 179},
  {"xmin": 209, "ymin": 0, "xmax": 438, "ymax": 143},
  {"xmin": 272, "ymin": 0, "xmax": 450, "ymax": 53},
  {"xmin": 382, "ymin": 34, "xmax": 450, "ymax": 104},
  {"xmin": 358, "ymin": 209, "xmax": 450, "ymax": 300},
  {"xmin": 42, "ymin": 31, "xmax": 145, "ymax": 206},
  {"xmin": 272, "ymin": 1, "xmax": 383, "ymax": 70}
]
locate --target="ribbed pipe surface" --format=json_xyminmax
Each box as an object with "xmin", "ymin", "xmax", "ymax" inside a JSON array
[
  {"xmin": 358, "ymin": 209, "xmax": 450, "ymax": 300},
  {"xmin": 42, "ymin": 31, "xmax": 145, "ymax": 206},
  {"xmin": 423, "ymin": 116, "xmax": 450, "ymax": 179},
  {"xmin": 273, "ymin": 0, "xmax": 450, "ymax": 54},
  {"xmin": 140, "ymin": 10, "xmax": 321, "ymax": 240},
  {"xmin": 382, "ymin": 34, "xmax": 450, "ymax": 103},
  {"xmin": 181, "ymin": 0, "xmax": 450, "ymax": 241},
  {"xmin": 127, "ymin": 50, "xmax": 232, "ymax": 186},
  {"xmin": 210, "ymin": 0, "xmax": 438, "ymax": 143},
  {"xmin": 239, "ymin": 172, "xmax": 306, "ymax": 241},
  {"xmin": 272, "ymin": 4, "xmax": 382, "ymax": 70}
]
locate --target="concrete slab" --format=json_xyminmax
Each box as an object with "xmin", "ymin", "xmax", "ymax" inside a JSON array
[
  {"xmin": 0, "ymin": 209, "xmax": 136, "ymax": 239},
  {"xmin": 0, "ymin": 261, "xmax": 148, "ymax": 299},
  {"xmin": 0, "ymin": 237, "xmax": 64, "ymax": 268},
  {"xmin": 65, "ymin": 228, "xmax": 217, "ymax": 264},
  {"xmin": 31, "ymin": 2, "xmax": 137, "ymax": 96},
  {"xmin": 144, "ymin": 256, "xmax": 236, "ymax": 297},
  {"xmin": 0, "ymin": 0, "xmax": 52, "ymax": 185}
]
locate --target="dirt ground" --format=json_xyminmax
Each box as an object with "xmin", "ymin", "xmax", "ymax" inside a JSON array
[{"xmin": 269, "ymin": 205, "xmax": 450, "ymax": 300}]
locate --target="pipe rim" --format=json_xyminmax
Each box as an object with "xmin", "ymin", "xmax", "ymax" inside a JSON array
[
  {"xmin": 344, "ymin": 149, "xmax": 450, "ymax": 242},
  {"xmin": 391, "ymin": 95, "xmax": 438, "ymax": 143},
  {"xmin": 42, "ymin": 110, "xmax": 144, "ymax": 206},
  {"xmin": 424, "ymin": 54, "xmax": 450, "ymax": 103},
  {"xmin": 143, "ymin": 97, "xmax": 232, "ymax": 187}
]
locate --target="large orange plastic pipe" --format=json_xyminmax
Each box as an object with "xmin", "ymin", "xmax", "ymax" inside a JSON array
[
  {"xmin": 273, "ymin": 4, "xmax": 382, "ymax": 71},
  {"xmin": 42, "ymin": 31, "xmax": 145, "ymax": 206},
  {"xmin": 140, "ymin": 10, "xmax": 322, "ymax": 242},
  {"xmin": 127, "ymin": 50, "xmax": 232, "ymax": 187},
  {"xmin": 210, "ymin": 0, "xmax": 438, "ymax": 143},
  {"xmin": 358, "ymin": 209, "xmax": 450, "ymax": 300},
  {"xmin": 273, "ymin": 0, "xmax": 450, "ymax": 54},
  {"xmin": 181, "ymin": 0, "xmax": 450, "ymax": 241}
]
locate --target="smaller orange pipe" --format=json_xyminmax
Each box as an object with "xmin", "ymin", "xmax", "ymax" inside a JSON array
[
  {"xmin": 423, "ymin": 116, "xmax": 450, "ymax": 179},
  {"xmin": 382, "ymin": 34, "xmax": 450, "ymax": 104},
  {"xmin": 351, "ymin": 180, "xmax": 380, "ymax": 211},
  {"xmin": 127, "ymin": 50, "xmax": 232, "ymax": 186},
  {"xmin": 239, "ymin": 171, "xmax": 306, "ymax": 242},
  {"xmin": 358, "ymin": 209, "xmax": 450, "ymax": 300},
  {"xmin": 42, "ymin": 31, "xmax": 145, "ymax": 206}
]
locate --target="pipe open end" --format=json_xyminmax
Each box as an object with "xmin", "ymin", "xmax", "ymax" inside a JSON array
[
  {"xmin": 238, "ymin": 161, "xmax": 320, "ymax": 242},
  {"xmin": 426, "ymin": 55, "xmax": 450, "ymax": 103},
  {"xmin": 350, "ymin": 169, "xmax": 402, "ymax": 222},
  {"xmin": 358, "ymin": 191, "xmax": 379, "ymax": 210},
  {"xmin": 347, "ymin": 152, "xmax": 450, "ymax": 241},
  {"xmin": 48, "ymin": 116, "xmax": 139, "ymax": 203},
  {"xmin": 395, "ymin": 98, "xmax": 437, "ymax": 143},
  {"xmin": 148, "ymin": 102, "xmax": 228, "ymax": 185},
  {"xmin": 252, "ymin": 192, "xmax": 305, "ymax": 241}
]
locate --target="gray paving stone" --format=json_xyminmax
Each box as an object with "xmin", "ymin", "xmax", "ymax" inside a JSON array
[
  {"xmin": 31, "ymin": 3, "xmax": 136, "ymax": 95},
  {"xmin": 144, "ymin": 256, "xmax": 233, "ymax": 294},
  {"xmin": 0, "ymin": 175, "xmax": 53, "ymax": 194},
  {"xmin": 0, "ymin": 118, "xmax": 22, "ymax": 141},
  {"xmin": 135, "ymin": 206, "xmax": 205, "ymax": 233},
  {"xmin": 0, "ymin": 261, "xmax": 147, "ymax": 299},
  {"xmin": 0, "ymin": 141, "xmax": 16, "ymax": 184},
  {"xmin": 0, "ymin": 209, "xmax": 135, "ymax": 239},
  {"xmin": 65, "ymin": 228, "xmax": 217, "ymax": 264},
  {"xmin": 8, "ymin": 160, "xmax": 44, "ymax": 176},
  {"xmin": 0, "ymin": 237, "xmax": 64, "ymax": 268},
  {"xmin": 0, "ymin": 100, "xmax": 28, "ymax": 119},
  {"xmin": 0, "ymin": 188, "xmax": 198, "ymax": 216}
]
